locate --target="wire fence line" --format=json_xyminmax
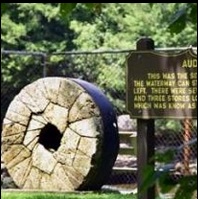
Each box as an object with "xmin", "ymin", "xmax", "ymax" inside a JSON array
[
  {"xmin": 1, "ymin": 46, "xmax": 197, "ymax": 55},
  {"xmin": 1, "ymin": 49, "xmax": 197, "ymax": 190}
]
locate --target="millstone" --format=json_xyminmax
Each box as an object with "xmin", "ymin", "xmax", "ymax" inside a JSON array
[{"xmin": 2, "ymin": 77, "xmax": 119, "ymax": 191}]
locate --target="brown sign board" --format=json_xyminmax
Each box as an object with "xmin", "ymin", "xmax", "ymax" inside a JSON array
[{"xmin": 126, "ymin": 48, "xmax": 197, "ymax": 119}]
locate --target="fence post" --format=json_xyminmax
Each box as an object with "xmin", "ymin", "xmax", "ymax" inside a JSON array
[
  {"xmin": 136, "ymin": 38, "xmax": 155, "ymax": 199},
  {"xmin": 42, "ymin": 53, "xmax": 47, "ymax": 77},
  {"xmin": 183, "ymin": 119, "xmax": 192, "ymax": 175}
]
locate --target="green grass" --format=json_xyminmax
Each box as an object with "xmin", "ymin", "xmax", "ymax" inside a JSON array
[{"xmin": 1, "ymin": 192, "xmax": 136, "ymax": 199}]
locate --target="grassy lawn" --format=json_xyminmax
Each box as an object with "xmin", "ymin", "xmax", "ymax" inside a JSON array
[{"xmin": 1, "ymin": 191, "xmax": 136, "ymax": 199}]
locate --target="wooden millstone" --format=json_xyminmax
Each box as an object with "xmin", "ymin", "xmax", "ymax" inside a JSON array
[{"xmin": 2, "ymin": 77, "xmax": 119, "ymax": 191}]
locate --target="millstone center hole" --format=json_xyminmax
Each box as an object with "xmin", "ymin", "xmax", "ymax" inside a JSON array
[{"xmin": 38, "ymin": 123, "xmax": 62, "ymax": 151}]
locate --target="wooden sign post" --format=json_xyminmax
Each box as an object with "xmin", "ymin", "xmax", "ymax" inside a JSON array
[
  {"xmin": 126, "ymin": 38, "xmax": 197, "ymax": 199},
  {"xmin": 136, "ymin": 38, "xmax": 155, "ymax": 199}
]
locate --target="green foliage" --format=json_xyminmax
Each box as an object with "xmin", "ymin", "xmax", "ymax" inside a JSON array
[
  {"xmin": 155, "ymin": 149, "xmax": 175, "ymax": 164},
  {"xmin": 1, "ymin": 3, "xmax": 8, "ymax": 14},
  {"xmin": 158, "ymin": 174, "xmax": 197, "ymax": 199},
  {"xmin": 60, "ymin": 3, "xmax": 77, "ymax": 17},
  {"xmin": 156, "ymin": 119, "xmax": 182, "ymax": 133},
  {"xmin": 168, "ymin": 5, "xmax": 188, "ymax": 34},
  {"xmin": 43, "ymin": 3, "xmax": 198, "ymax": 36},
  {"xmin": 168, "ymin": 3, "xmax": 197, "ymax": 34},
  {"xmin": 139, "ymin": 165, "xmax": 156, "ymax": 194},
  {"xmin": 70, "ymin": 3, "xmax": 197, "ymax": 47},
  {"xmin": 142, "ymin": 147, "xmax": 197, "ymax": 199},
  {"xmin": 174, "ymin": 175, "xmax": 197, "ymax": 199},
  {"xmin": 2, "ymin": 3, "xmax": 197, "ymax": 35},
  {"xmin": 140, "ymin": 150, "xmax": 184, "ymax": 198},
  {"xmin": 58, "ymin": 3, "xmax": 102, "ymax": 19}
]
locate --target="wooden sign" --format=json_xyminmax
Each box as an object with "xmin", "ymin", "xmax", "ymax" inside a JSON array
[{"xmin": 127, "ymin": 48, "xmax": 197, "ymax": 119}]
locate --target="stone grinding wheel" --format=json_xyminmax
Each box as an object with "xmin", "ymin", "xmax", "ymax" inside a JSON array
[{"xmin": 2, "ymin": 77, "xmax": 119, "ymax": 191}]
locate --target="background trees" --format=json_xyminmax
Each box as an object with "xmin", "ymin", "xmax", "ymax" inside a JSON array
[
  {"xmin": 1, "ymin": 3, "xmax": 197, "ymax": 113},
  {"xmin": 1, "ymin": 3, "xmax": 196, "ymax": 50}
]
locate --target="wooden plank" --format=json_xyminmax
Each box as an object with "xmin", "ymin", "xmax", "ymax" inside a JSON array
[
  {"xmin": 113, "ymin": 167, "xmax": 137, "ymax": 173},
  {"xmin": 118, "ymin": 130, "xmax": 137, "ymax": 156},
  {"xmin": 119, "ymin": 130, "xmax": 137, "ymax": 135},
  {"xmin": 119, "ymin": 146, "xmax": 135, "ymax": 155}
]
